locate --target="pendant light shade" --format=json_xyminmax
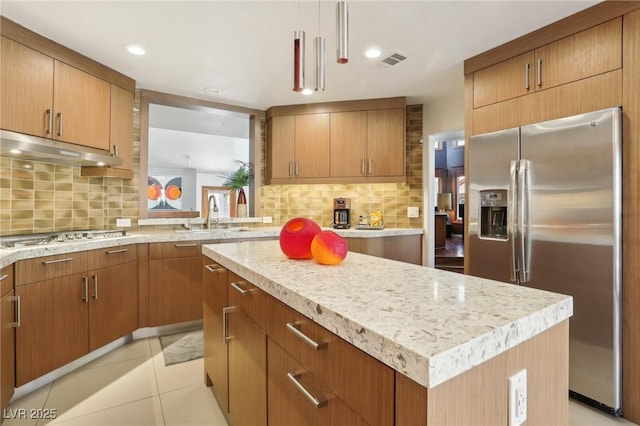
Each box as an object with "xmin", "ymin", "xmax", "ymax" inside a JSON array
[
  {"xmin": 293, "ymin": 30, "xmax": 305, "ymax": 92},
  {"xmin": 336, "ymin": 1, "xmax": 349, "ymax": 64},
  {"xmin": 314, "ymin": 36, "xmax": 326, "ymax": 91}
]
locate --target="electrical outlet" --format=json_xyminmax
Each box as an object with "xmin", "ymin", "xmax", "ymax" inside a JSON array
[
  {"xmin": 509, "ymin": 369, "xmax": 527, "ymax": 426},
  {"xmin": 116, "ymin": 218, "xmax": 131, "ymax": 228},
  {"xmin": 407, "ymin": 206, "xmax": 419, "ymax": 218},
  {"xmin": 262, "ymin": 216, "xmax": 273, "ymax": 224}
]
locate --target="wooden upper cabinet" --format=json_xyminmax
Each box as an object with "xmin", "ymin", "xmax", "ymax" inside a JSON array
[
  {"xmin": 268, "ymin": 115, "xmax": 295, "ymax": 180},
  {"xmin": 109, "ymin": 85, "xmax": 134, "ymax": 171},
  {"xmin": 294, "ymin": 113, "xmax": 330, "ymax": 178},
  {"xmin": 474, "ymin": 51, "xmax": 534, "ymax": 108},
  {"xmin": 534, "ymin": 18, "xmax": 622, "ymax": 91},
  {"xmin": 54, "ymin": 61, "xmax": 110, "ymax": 150},
  {"xmin": 330, "ymin": 111, "xmax": 367, "ymax": 178},
  {"xmin": 1, "ymin": 36, "xmax": 54, "ymax": 136},
  {"xmin": 472, "ymin": 18, "xmax": 622, "ymax": 109},
  {"xmin": 366, "ymin": 108, "xmax": 405, "ymax": 177}
]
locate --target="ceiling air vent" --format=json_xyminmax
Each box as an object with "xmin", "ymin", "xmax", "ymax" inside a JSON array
[{"xmin": 381, "ymin": 52, "xmax": 407, "ymax": 67}]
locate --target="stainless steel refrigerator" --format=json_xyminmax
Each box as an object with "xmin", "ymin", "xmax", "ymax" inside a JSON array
[{"xmin": 467, "ymin": 107, "xmax": 622, "ymax": 415}]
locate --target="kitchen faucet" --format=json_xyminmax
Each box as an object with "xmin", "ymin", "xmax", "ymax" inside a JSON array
[{"xmin": 207, "ymin": 195, "xmax": 220, "ymax": 229}]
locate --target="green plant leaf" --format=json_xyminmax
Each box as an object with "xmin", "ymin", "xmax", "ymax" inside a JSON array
[{"xmin": 220, "ymin": 160, "xmax": 254, "ymax": 191}]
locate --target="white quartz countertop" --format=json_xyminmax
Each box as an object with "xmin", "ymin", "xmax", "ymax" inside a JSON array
[
  {"xmin": 0, "ymin": 227, "xmax": 422, "ymax": 268},
  {"xmin": 202, "ymin": 240, "xmax": 573, "ymax": 389}
]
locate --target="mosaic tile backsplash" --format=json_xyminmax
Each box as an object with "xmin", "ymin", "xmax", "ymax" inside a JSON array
[{"xmin": 0, "ymin": 102, "xmax": 422, "ymax": 235}]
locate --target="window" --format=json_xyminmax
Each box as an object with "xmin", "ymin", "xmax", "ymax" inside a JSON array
[
  {"xmin": 434, "ymin": 140, "xmax": 444, "ymax": 150},
  {"xmin": 452, "ymin": 139, "xmax": 465, "ymax": 149},
  {"xmin": 456, "ymin": 175, "xmax": 465, "ymax": 220}
]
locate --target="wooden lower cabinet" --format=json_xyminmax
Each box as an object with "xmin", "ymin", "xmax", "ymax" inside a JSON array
[
  {"xmin": 347, "ymin": 234, "xmax": 422, "ymax": 265},
  {"xmin": 227, "ymin": 305, "xmax": 267, "ymax": 426},
  {"xmin": 268, "ymin": 338, "xmax": 367, "ymax": 426},
  {"xmin": 149, "ymin": 243, "xmax": 202, "ymax": 326},
  {"xmin": 1, "ymin": 265, "xmax": 16, "ymax": 411},
  {"xmin": 202, "ymin": 259, "xmax": 229, "ymax": 412},
  {"xmin": 87, "ymin": 261, "xmax": 138, "ymax": 351},
  {"xmin": 14, "ymin": 246, "xmax": 138, "ymax": 386},
  {"xmin": 15, "ymin": 274, "xmax": 89, "ymax": 386}
]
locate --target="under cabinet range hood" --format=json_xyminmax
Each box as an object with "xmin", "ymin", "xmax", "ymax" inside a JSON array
[{"xmin": 0, "ymin": 129, "xmax": 123, "ymax": 167}]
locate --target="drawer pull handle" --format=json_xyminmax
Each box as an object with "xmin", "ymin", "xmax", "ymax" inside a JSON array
[
  {"xmin": 106, "ymin": 248, "xmax": 128, "ymax": 254},
  {"xmin": 286, "ymin": 322, "xmax": 327, "ymax": 350},
  {"xmin": 287, "ymin": 372, "xmax": 327, "ymax": 408},
  {"xmin": 0, "ymin": 274, "xmax": 8, "ymax": 281},
  {"xmin": 525, "ymin": 63, "xmax": 530, "ymax": 90},
  {"xmin": 82, "ymin": 276, "xmax": 89, "ymax": 302},
  {"xmin": 222, "ymin": 306, "xmax": 235, "ymax": 343},
  {"xmin": 93, "ymin": 275, "xmax": 98, "ymax": 300},
  {"xmin": 42, "ymin": 257, "xmax": 73, "ymax": 265},
  {"xmin": 205, "ymin": 264, "xmax": 224, "ymax": 273},
  {"xmin": 11, "ymin": 295, "xmax": 21, "ymax": 328},
  {"xmin": 230, "ymin": 281, "xmax": 251, "ymax": 295},
  {"xmin": 45, "ymin": 109, "xmax": 53, "ymax": 134},
  {"xmin": 536, "ymin": 58, "xmax": 542, "ymax": 87},
  {"xmin": 57, "ymin": 112, "xmax": 63, "ymax": 137},
  {"xmin": 175, "ymin": 243, "xmax": 197, "ymax": 248}
]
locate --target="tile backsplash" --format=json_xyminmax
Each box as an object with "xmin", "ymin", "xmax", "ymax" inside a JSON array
[{"xmin": 0, "ymin": 101, "xmax": 422, "ymax": 235}]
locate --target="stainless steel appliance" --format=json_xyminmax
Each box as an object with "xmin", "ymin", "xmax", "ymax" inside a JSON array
[
  {"xmin": 467, "ymin": 107, "xmax": 622, "ymax": 415},
  {"xmin": 332, "ymin": 198, "xmax": 350, "ymax": 229}
]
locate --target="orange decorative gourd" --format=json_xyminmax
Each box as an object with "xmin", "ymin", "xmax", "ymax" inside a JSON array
[{"xmin": 310, "ymin": 230, "xmax": 348, "ymax": 265}]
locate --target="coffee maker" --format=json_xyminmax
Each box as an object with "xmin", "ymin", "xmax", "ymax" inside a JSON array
[{"xmin": 332, "ymin": 198, "xmax": 351, "ymax": 229}]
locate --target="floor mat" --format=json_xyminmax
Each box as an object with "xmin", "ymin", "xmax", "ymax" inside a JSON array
[{"xmin": 159, "ymin": 330, "xmax": 203, "ymax": 366}]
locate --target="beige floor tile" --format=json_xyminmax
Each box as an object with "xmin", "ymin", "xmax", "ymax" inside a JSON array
[
  {"xmin": 45, "ymin": 396, "xmax": 164, "ymax": 426},
  {"xmin": 78, "ymin": 339, "xmax": 152, "ymax": 371},
  {"xmin": 569, "ymin": 400, "xmax": 638, "ymax": 426},
  {"xmin": 42, "ymin": 357, "xmax": 158, "ymax": 422},
  {"xmin": 150, "ymin": 338, "xmax": 205, "ymax": 394},
  {"xmin": 160, "ymin": 383, "xmax": 228, "ymax": 426},
  {"xmin": 1, "ymin": 384, "xmax": 52, "ymax": 426}
]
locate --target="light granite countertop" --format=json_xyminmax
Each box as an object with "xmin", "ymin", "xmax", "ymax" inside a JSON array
[
  {"xmin": 202, "ymin": 240, "xmax": 573, "ymax": 389},
  {"xmin": 0, "ymin": 227, "xmax": 422, "ymax": 269}
]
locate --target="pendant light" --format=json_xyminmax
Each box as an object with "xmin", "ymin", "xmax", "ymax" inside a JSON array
[
  {"xmin": 314, "ymin": 0, "xmax": 326, "ymax": 91},
  {"xmin": 293, "ymin": 30, "xmax": 305, "ymax": 92},
  {"xmin": 336, "ymin": 1, "xmax": 349, "ymax": 64}
]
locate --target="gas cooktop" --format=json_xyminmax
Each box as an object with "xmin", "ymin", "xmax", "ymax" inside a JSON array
[{"xmin": 0, "ymin": 230, "xmax": 127, "ymax": 248}]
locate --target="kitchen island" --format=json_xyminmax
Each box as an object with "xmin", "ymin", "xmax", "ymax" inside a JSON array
[{"xmin": 203, "ymin": 240, "xmax": 573, "ymax": 425}]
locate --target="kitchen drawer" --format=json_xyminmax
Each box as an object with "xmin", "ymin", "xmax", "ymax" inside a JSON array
[
  {"xmin": 87, "ymin": 244, "xmax": 137, "ymax": 270},
  {"xmin": 227, "ymin": 271, "xmax": 270, "ymax": 329},
  {"xmin": 15, "ymin": 252, "xmax": 87, "ymax": 286},
  {"xmin": 267, "ymin": 338, "xmax": 368, "ymax": 426},
  {"xmin": 149, "ymin": 241, "xmax": 201, "ymax": 259},
  {"xmin": 0, "ymin": 265, "xmax": 14, "ymax": 296},
  {"xmin": 266, "ymin": 296, "xmax": 394, "ymax": 426}
]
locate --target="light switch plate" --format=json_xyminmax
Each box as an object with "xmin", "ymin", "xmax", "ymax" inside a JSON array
[
  {"xmin": 407, "ymin": 206, "xmax": 419, "ymax": 218},
  {"xmin": 116, "ymin": 218, "xmax": 131, "ymax": 227},
  {"xmin": 262, "ymin": 216, "xmax": 273, "ymax": 224}
]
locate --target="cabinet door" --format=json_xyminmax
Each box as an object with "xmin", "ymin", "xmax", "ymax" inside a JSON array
[
  {"xmin": 109, "ymin": 85, "xmax": 134, "ymax": 171},
  {"xmin": 228, "ymin": 307, "xmax": 266, "ymax": 426},
  {"xmin": 149, "ymin": 257, "xmax": 202, "ymax": 326},
  {"xmin": 535, "ymin": 18, "xmax": 621, "ymax": 91},
  {"xmin": 88, "ymin": 261, "xmax": 138, "ymax": 351},
  {"xmin": 15, "ymin": 275, "xmax": 89, "ymax": 386},
  {"xmin": 295, "ymin": 113, "xmax": 330, "ymax": 178},
  {"xmin": 203, "ymin": 260, "xmax": 229, "ymax": 413},
  {"xmin": 1, "ymin": 290, "xmax": 16, "ymax": 410},
  {"xmin": 53, "ymin": 61, "xmax": 110, "ymax": 150},
  {"xmin": 0, "ymin": 36, "xmax": 54, "ymax": 137},
  {"xmin": 366, "ymin": 108, "xmax": 405, "ymax": 177},
  {"xmin": 474, "ymin": 51, "xmax": 534, "ymax": 108},
  {"xmin": 330, "ymin": 111, "xmax": 367, "ymax": 178},
  {"xmin": 268, "ymin": 116, "xmax": 296, "ymax": 180}
]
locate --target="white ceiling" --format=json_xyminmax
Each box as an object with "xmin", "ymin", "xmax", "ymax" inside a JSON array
[{"xmin": 1, "ymin": 1, "xmax": 600, "ymax": 111}]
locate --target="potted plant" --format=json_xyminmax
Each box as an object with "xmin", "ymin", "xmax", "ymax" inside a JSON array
[{"xmin": 220, "ymin": 160, "xmax": 254, "ymax": 217}]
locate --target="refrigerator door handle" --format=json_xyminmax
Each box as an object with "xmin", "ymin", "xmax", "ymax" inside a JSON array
[
  {"xmin": 509, "ymin": 160, "xmax": 519, "ymax": 282},
  {"xmin": 518, "ymin": 159, "xmax": 531, "ymax": 283}
]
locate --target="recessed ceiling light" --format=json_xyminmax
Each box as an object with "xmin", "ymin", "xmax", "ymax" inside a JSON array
[
  {"xmin": 365, "ymin": 48, "xmax": 382, "ymax": 59},
  {"xmin": 301, "ymin": 88, "xmax": 313, "ymax": 95},
  {"xmin": 204, "ymin": 87, "xmax": 223, "ymax": 95},
  {"xmin": 126, "ymin": 44, "xmax": 146, "ymax": 56}
]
